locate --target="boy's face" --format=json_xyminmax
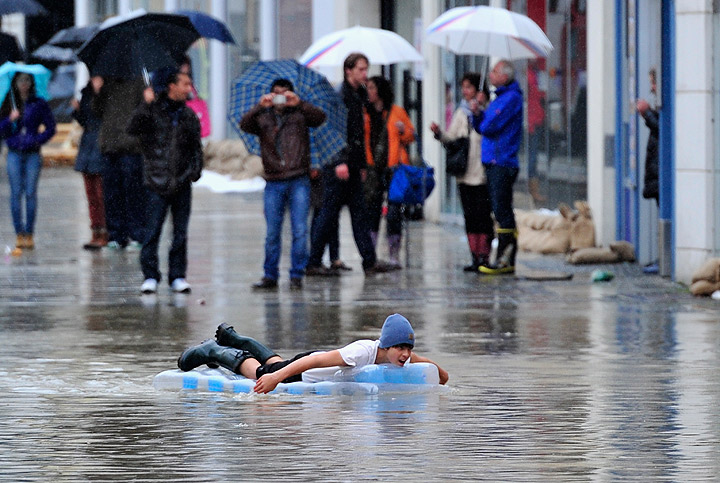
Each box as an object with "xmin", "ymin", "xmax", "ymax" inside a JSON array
[{"xmin": 386, "ymin": 344, "xmax": 412, "ymax": 366}]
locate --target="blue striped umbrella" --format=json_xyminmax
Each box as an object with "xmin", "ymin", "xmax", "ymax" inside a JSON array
[{"xmin": 228, "ymin": 59, "xmax": 347, "ymax": 168}]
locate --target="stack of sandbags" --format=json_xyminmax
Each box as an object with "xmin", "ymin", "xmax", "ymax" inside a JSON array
[
  {"xmin": 689, "ymin": 258, "xmax": 720, "ymax": 296},
  {"xmin": 203, "ymin": 139, "xmax": 264, "ymax": 180},
  {"xmin": 566, "ymin": 240, "xmax": 636, "ymax": 264},
  {"xmin": 517, "ymin": 201, "xmax": 596, "ymax": 254}
]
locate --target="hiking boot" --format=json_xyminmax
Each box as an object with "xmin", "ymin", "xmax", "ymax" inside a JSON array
[
  {"xmin": 141, "ymin": 278, "xmax": 158, "ymax": 294},
  {"xmin": 177, "ymin": 339, "xmax": 251, "ymax": 373},
  {"xmin": 305, "ymin": 265, "xmax": 340, "ymax": 277},
  {"xmin": 20, "ymin": 233, "xmax": 34, "ymax": 249},
  {"xmin": 84, "ymin": 228, "xmax": 108, "ymax": 250},
  {"xmin": 252, "ymin": 277, "xmax": 278, "ymax": 290}
]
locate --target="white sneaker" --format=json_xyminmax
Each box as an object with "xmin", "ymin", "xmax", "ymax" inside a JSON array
[
  {"xmin": 141, "ymin": 278, "xmax": 158, "ymax": 294},
  {"xmin": 127, "ymin": 240, "xmax": 143, "ymax": 252},
  {"xmin": 171, "ymin": 278, "xmax": 191, "ymax": 294}
]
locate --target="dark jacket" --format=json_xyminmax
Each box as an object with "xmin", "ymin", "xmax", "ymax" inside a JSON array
[
  {"xmin": 341, "ymin": 80, "xmax": 369, "ymax": 172},
  {"xmin": 0, "ymin": 96, "xmax": 56, "ymax": 153},
  {"xmin": 641, "ymin": 107, "xmax": 659, "ymax": 201},
  {"xmin": 92, "ymin": 77, "xmax": 145, "ymax": 155},
  {"xmin": 239, "ymin": 101, "xmax": 325, "ymax": 181},
  {"xmin": 472, "ymin": 80, "xmax": 524, "ymax": 169},
  {"xmin": 72, "ymin": 84, "xmax": 103, "ymax": 174},
  {"xmin": 127, "ymin": 94, "xmax": 203, "ymax": 196}
]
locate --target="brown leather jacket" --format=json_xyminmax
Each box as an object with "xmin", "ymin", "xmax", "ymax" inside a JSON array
[{"xmin": 239, "ymin": 101, "xmax": 326, "ymax": 181}]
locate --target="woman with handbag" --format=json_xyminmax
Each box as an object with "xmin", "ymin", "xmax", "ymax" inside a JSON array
[
  {"xmin": 430, "ymin": 72, "xmax": 494, "ymax": 272},
  {"xmin": 363, "ymin": 76, "xmax": 415, "ymax": 268}
]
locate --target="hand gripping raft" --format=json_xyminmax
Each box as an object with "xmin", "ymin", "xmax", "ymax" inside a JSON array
[{"xmin": 153, "ymin": 363, "xmax": 447, "ymax": 396}]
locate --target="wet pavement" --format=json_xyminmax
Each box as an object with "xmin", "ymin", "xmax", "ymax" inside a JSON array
[{"xmin": 1, "ymin": 167, "xmax": 719, "ymax": 481}]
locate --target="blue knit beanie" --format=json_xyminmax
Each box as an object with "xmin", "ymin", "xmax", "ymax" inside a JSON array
[{"xmin": 379, "ymin": 314, "xmax": 415, "ymax": 349}]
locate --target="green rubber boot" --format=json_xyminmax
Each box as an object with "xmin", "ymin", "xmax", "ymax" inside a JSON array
[
  {"xmin": 215, "ymin": 323, "xmax": 278, "ymax": 364},
  {"xmin": 177, "ymin": 339, "xmax": 251, "ymax": 374}
]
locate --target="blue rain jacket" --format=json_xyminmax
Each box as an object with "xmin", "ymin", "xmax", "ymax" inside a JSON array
[{"xmin": 471, "ymin": 80, "xmax": 523, "ymax": 169}]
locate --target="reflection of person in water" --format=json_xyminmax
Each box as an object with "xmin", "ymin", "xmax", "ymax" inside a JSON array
[{"xmin": 526, "ymin": 60, "xmax": 546, "ymax": 203}]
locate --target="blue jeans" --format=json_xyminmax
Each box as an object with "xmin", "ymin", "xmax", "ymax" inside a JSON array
[
  {"xmin": 484, "ymin": 164, "xmax": 519, "ymax": 230},
  {"xmin": 6, "ymin": 150, "xmax": 42, "ymax": 234},
  {"xmin": 102, "ymin": 153, "xmax": 147, "ymax": 245},
  {"xmin": 263, "ymin": 176, "xmax": 310, "ymax": 280},
  {"xmin": 140, "ymin": 183, "xmax": 192, "ymax": 284}
]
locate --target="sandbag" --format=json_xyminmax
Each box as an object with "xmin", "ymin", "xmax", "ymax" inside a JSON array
[
  {"xmin": 691, "ymin": 258, "xmax": 720, "ymax": 284},
  {"xmin": 566, "ymin": 247, "xmax": 620, "ymax": 264}
]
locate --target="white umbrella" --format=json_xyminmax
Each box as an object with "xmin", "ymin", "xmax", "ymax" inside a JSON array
[
  {"xmin": 299, "ymin": 26, "xmax": 422, "ymax": 67},
  {"xmin": 426, "ymin": 6, "xmax": 553, "ymax": 60}
]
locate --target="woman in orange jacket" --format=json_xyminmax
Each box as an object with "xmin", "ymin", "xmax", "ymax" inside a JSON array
[{"xmin": 363, "ymin": 76, "xmax": 415, "ymax": 267}]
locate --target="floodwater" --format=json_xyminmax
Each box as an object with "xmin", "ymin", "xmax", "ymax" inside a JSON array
[{"xmin": 1, "ymin": 169, "xmax": 719, "ymax": 481}]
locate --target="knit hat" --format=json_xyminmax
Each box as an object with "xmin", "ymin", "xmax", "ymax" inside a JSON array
[{"xmin": 379, "ymin": 314, "xmax": 415, "ymax": 348}]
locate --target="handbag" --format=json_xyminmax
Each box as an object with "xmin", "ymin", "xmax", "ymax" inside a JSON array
[
  {"xmin": 388, "ymin": 163, "xmax": 435, "ymax": 205},
  {"xmin": 443, "ymin": 136, "xmax": 469, "ymax": 176},
  {"xmin": 443, "ymin": 118, "xmax": 472, "ymax": 176}
]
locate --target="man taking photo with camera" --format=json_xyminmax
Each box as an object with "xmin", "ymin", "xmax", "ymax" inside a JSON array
[{"xmin": 240, "ymin": 78, "xmax": 326, "ymax": 291}]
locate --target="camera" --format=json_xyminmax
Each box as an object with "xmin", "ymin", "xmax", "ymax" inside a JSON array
[{"xmin": 272, "ymin": 94, "xmax": 287, "ymax": 105}]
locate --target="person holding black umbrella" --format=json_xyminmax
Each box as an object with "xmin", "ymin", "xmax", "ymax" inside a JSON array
[
  {"xmin": 91, "ymin": 75, "xmax": 148, "ymax": 250},
  {"xmin": 127, "ymin": 70, "xmax": 203, "ymax": 294}
]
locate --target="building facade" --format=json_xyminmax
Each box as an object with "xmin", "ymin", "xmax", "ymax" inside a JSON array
[{"xmin": 6, "ymin": 0, "xmax": 719, "ymax": 284}]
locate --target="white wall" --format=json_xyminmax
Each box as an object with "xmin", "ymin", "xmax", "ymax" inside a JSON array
[
  {"xmin": 420, "ymin": 0, "xmax": 443, "ymax": 222},
  {"xmin": 674, "ymin": 1, "xmax": 716, "ymax": 284},
  {"xmin": 587, "ymin": 0, "xmax": 617, "ymax": 247}
]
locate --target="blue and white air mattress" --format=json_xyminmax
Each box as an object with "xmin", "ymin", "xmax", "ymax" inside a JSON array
[{"xmin": 153, "ymin": 363, "xmax": 447, "ymax": 396}]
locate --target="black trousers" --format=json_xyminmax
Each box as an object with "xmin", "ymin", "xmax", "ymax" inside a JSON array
[{"xmin": 255, "ymin": 351, "xmax": 315, "ymax": 383}]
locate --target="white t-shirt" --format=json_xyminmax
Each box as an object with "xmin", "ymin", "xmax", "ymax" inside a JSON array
[{"xmin": 301, "ymin": 339, "xmax": 379, "ymax": 383}]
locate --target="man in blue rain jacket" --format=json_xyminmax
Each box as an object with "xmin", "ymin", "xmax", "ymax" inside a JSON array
[{"xmin": 471, "ymin": 60, "xmax": 523, "ymax": 274}]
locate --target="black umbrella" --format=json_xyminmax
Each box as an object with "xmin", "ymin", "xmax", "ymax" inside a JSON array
[
  {"xmin": 77, "ymin": 9, "xmax": 200, "ymax": 80},
  {"xmin": 46, "ymin": 24, "xmax": 99, "ymax": 49},
  {"xmin": 0, "ymin": 0, "xmax": 48, "ymax": 16}
]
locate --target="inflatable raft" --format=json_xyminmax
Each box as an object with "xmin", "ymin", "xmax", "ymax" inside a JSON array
[{"xmin": 153, "ymin": 362, "xmax": 447, "ymax": 396}]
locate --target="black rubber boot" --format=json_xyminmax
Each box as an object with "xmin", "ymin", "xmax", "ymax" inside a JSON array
[
  {"xmin": 215, "ymin": 323, "xmax": 278, "ymax": 365},
  {"xmin": 479, "ymin": 229, "xmax": 517, "ymax": 275},
  {"xmin": 177, "ymin": 339, "xmax": 251, "ymax": 374}
]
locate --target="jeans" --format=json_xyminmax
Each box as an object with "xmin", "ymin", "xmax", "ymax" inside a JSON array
[
  {"xmin": 140, "ymin": 183, "xmax": 191, "ymax": 284},
  {"xmin": 309, "ymin": 167, "xmax": 376, "ymax": 269},
  {"xmin": 263, "ymin": 176, "xmax": 310, "ymax": 280},
  {"xmin": 6, "ymin": 149, "xmax": 42, "ymax": 234},
  {"xmin": 102, "ymin": 153, "xmax": 147, "ymax": 245},
  {"xmin": 484, "ymin": 164, "xmax": 519, "ymax": 230}
]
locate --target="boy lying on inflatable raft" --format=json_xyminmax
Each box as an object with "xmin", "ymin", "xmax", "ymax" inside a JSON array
[{"xmin": 177, "ymin": 314, "xmax": 449, "ymax": 394}]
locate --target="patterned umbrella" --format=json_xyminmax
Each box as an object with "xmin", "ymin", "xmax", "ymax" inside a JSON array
[{"xmin": 228, "ymin": 59, "xmax": 347, "ymax": 168}]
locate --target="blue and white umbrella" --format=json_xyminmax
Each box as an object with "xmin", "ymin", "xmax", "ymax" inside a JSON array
[
  {"xmin": 228, "ymin": 60, "xmax": 347, "ymax": 168},
  {"xmin": 426, "ymin": 6, "xmax": 553, "ymax": 59}
]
